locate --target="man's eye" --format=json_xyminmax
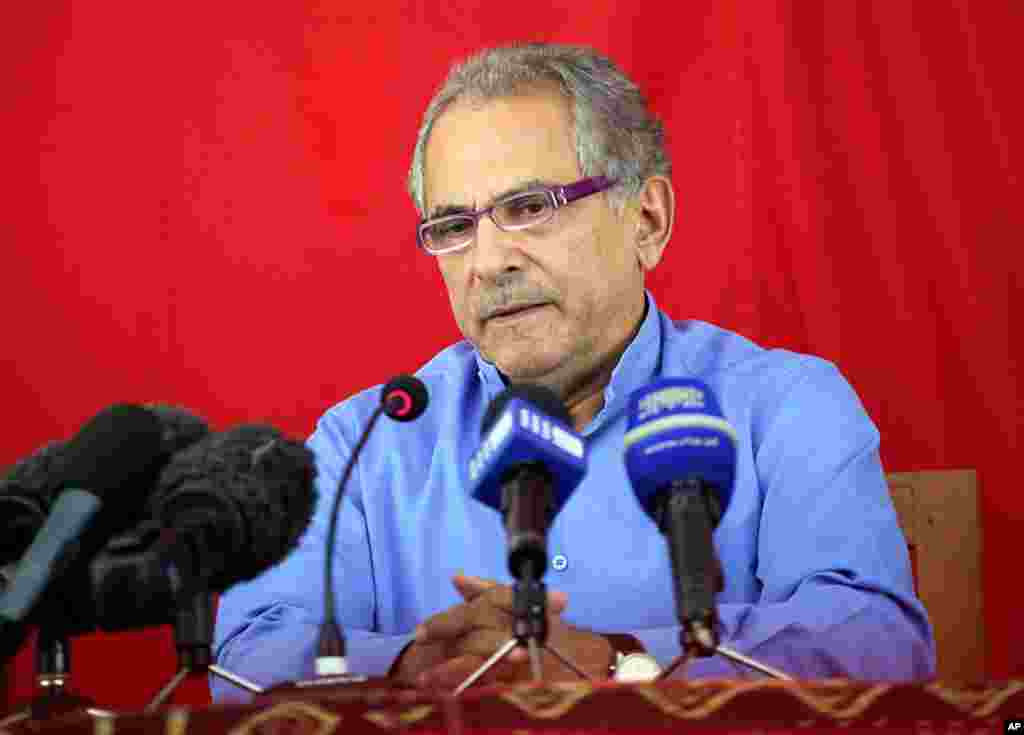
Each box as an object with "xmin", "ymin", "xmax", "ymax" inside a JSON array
[
  {"xmin": 436, "ymin": 220, "xmax": 472, "ymax": 237},
  {"xmin": 504, "ymin": 196, "xmax": 549, "ymax": 219}
]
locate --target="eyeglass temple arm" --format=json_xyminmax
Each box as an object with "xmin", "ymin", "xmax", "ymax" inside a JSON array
[{"xmin": 558, "ymin": 176, "xmax": 615, "ymax": 205}]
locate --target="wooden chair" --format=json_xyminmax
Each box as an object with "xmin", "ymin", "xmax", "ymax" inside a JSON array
[{"xmin": 886, "ymin": 469, "xmax": 986, "ymax": 682}]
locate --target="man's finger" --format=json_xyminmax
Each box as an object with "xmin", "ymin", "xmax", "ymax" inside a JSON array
[
  {"xmin": 448, "ymin": 627, "xmax": 520, "ymax": 661},
  {"xmin": 417, "ymin": 595, "xmax": 510, "ymax": 643},
  {"xmin": 452, "ymin": 574, "xmax": 499, "ymax": 602},
  {"xmin": 460, "ymin": 585, "xmax": 573, "ymax": 618},
  {"xmin": 416, "ymin": 603, "xmax": 474, "ymax": 643},
  {"xmin": 549, "ymin": 589, "xmax": 569, "ymax": 614},
  {"xmin": 417, "ymin": 655, "xmax": 484, "ymax": 689},
  {"xmin": 418, "ymin": 654, "xmax": 524, "ymax": 690},
  {"xmin": 479, "ymin": 586, "xmax": 569, "ymax": 617},
  {"xmin": 417, "ymin": 584, "xmax": 569, "ymax": 643}
]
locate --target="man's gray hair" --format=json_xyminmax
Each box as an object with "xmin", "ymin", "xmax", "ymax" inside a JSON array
[{"xmin": 407, "ymin": 43, "xmax": 671, "ymax": 217}]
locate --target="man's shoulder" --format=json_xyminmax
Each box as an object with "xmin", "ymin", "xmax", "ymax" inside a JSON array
[
  {"xmin": 660, "ymin": 316, "xmax": 834, "ymax": 384},
  {"xmin": 658, "ymin": 315, "xmax": 869, "ymax": 438}
]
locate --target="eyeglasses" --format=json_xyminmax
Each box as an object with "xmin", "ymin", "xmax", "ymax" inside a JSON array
[{"xmin": 417, "ymin": 175, "xmax": 618, "ymax": 255}]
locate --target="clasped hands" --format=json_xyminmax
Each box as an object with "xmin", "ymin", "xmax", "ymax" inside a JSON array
[{"xmin": 391, "ymin": 574, "xmax": 613, "ymax": 689}]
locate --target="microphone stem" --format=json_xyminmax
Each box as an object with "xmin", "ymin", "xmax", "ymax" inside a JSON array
[
  {"xmin": 521, "ymin": 558, "xmax": 536, "ymax": 585},
  {"xmin": 512, "ymin": 558, "xmax": 549, "ymax": 647},
  {"xmin": 513, "ymin": 559, "xmax": 547, "ymax": 681},
  {"xmin": 320, "ymin": 405, "xmax": 385, "ymax": 664},
  {"xmin": 36, "ymin": 628, "xmax": 70, "ymax": 694},
  {"xmin": 659, "ymin": 480, "xmax": 723, "ymax": 656}
]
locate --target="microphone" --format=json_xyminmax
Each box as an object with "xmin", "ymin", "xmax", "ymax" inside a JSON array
[
  {"xmin": 0, "ymin": 405, "xmax": 208, "ymax": 568},
  {"xmin": 0, "ymin": 404, "xmax": 167, "ymax": 661},
  {"xmin": 88, "ymin": 424, "xmax": 318, "ymax": 630},
  {"xmin": 0, "ymin": 405, "xmax": 211, "ymax": 638},
  {"xmin": 623, "ymin": 378, "xmax": 736, "ymax": 655},
  {"xmin": 314, "ymin": 375, "xmax": 428, "ymax": 680},
  {"xmin": 381, "ymin": 375, "xmax": 429, "ymax": 422},
  {"xmin": 455, "ymin": 384, "xmax": 589, "ymax": 690},
  {"xmin": 0, "ymin": 441, "xmax": 65, "ymax": 567},
  {"xmin": 0, "ymin": 564, "xmax": 14, "ymax": 594},
  {"xmin": 81, "ymin": 423, "xmax": 318, "ymax": 709},
  {"xmin": 469, "ymin": 384, "xmax": 586, "ymax": 581}
]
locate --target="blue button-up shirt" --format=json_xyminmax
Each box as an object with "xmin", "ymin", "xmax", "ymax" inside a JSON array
[{"xmin": 212, "ymin": 292, "xmax": 935, "ymax": 701}]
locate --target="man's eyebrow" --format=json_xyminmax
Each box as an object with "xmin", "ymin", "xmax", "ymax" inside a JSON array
[{"xmin": 427, "ymin": 178, "xmax": 556, "ymax": 219}]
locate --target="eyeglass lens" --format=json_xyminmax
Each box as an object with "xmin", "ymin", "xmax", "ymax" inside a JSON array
[{"xmin": 422, "ymin": 192, "xmax": 553, "ymax": 252}]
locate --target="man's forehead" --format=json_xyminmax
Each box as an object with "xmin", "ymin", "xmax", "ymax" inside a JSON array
[
  {"xmin": 426, "ymin": 178, "xmax": 558, "ymax": 218},
  {"xmin": 423, "ymin": 92, "xmax": 579, "ymax": 214}
]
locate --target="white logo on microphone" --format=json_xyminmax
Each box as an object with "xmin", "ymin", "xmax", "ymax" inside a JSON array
[
  {"xmin": 637, "ymin": 387, "xmax": 705, "ymax": 421},
  {"xmin": 468, "ymin": 411, "xmax": 514, "ymax": 482},
  {"xmin": 520, "ymin": 408, "xmax": 583, "ymax": 458}
]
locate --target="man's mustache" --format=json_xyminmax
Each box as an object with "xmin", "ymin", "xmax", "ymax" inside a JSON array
[{"xmin": 476, "ymin": 281, "xmax": 557, "ymax": 321}]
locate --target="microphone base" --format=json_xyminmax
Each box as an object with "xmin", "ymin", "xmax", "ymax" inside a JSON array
[
  {"xmin": 287, "ymin": 673, "xmax": 371, "ymax": 689},
  {"xmin": 454, "ymin": 636, "xmax": 594, "ymax": 696},
  {"xmin": 455, "ymin": 559, "xmax": 592, "ymax": 694},
  {"xmin": 659, "ymin": 643, "xmax": 792, "ymax": 681},
  {"xmin": 1, "ymin": 691, "xmax": 99, "ymax": 727},
  {"xmin": 257, "ymin": 676, "xmax": 414, "ymax": 706}
]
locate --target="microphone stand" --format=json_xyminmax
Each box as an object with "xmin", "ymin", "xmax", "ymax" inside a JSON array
[
  {"xmin": 455, "ymin": 559, "xmax": 591, "ymax": 695},
  {"xmin": 146, "ymin": 589, "xmax": 263, "ymax": 712},
  {"xmin": 0, "ymin": 627, "xmax": 108, "ymax": 729},
  {"xmin": 457, "ymin": 465, "xmax": 591, "ymax": 695},
  {"xmin": 660, "ymin": 638, "xmax": 791, "ymax": 680},
  {"xmin": 654, "ymin": 482, "xmax": 790, "ymax": 682}
]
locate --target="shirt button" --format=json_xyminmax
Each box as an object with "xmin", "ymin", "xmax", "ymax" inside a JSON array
[{"xmin": 552, "ymin": 554, "xmax": 568, "ymax": 571}]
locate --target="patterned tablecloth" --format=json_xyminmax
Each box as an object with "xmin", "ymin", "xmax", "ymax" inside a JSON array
[{"xmin": 2, "ymin": 678, "xmax": 1022, "ymax": 735}]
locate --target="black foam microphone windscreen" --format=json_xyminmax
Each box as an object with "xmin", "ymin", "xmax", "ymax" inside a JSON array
[
  {"xmin": 0, "ymin": 405, "xmax": 209, "ymax": 568},
  {"xmin": 0, "ymin": 404, "xmax": 167, "ymax": 659},
  {"xmin": 148, "ymin": 424, "xmax": 318, "ymax": 592},
  {"xmin": 0, "ymin": 441, "xmax": 66, "ymax": 566}
]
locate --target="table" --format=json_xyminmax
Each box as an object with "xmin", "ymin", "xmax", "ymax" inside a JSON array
[{"xmin": 3, "ymin": 678, "xmax": 1021, "ymax": 735}]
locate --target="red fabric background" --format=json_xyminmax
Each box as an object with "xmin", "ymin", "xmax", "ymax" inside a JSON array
[{"xmin": 2, "ymin": 1, "xmax": 1019, "ymax": 712}]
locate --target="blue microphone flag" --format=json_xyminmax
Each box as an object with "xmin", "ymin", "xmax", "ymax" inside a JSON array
[
  {"xmin": 469, "ymin": 397, "xmax": 586, "ymax": 513},
  {"xmin": 623, "ymin": 378, "xmax": 737, "ymax": 513}
]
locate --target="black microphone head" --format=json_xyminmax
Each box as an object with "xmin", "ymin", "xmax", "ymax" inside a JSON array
[
  {"xmin": 144, "ymin": 404, "xmax": 211, "ymax": 457},
  {"xmin": 152, "ymin": 424, "xmax": 317, "ymax": 590},
  {"xmin": 60, "ymin": 403, "xmax": 166, "ymax": 500},
  {"xmin": 481, "ymin": 383, "xmax": 570, "ymax": 437},
  {"xmin": 0, "ymin": 441, "xmax": 67, "ymax": 565},
  {"xmin": 0, "ymin": 405, "xmax": 206, "ymax": 569},
  {"xmin": 0, "ymin": 406, "xmax": 167, "ymax": 643},
  {"xmin": 381, "ymin": 375, "xmax": 429, "ymax": 422}
]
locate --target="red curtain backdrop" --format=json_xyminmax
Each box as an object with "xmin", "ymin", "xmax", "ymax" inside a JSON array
[{"xmin": 2, "ymin": 1, "xmax": 1019, "ymax": 711}]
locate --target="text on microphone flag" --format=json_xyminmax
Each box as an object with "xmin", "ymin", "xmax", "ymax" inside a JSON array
[{"xmin": 636, "ymin": 385, "xmax": 706, "ymax": 421}]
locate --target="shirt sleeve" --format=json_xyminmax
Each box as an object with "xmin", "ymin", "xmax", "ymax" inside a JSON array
[
  {"xmin": 210, "ymin": 408, "xmax": 412, "ymax": 703},
  {"xmin": 626, "ymin": 358, "xmax": 936, "ymax": 681}
]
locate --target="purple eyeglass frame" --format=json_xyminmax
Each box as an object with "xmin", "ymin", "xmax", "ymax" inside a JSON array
[{"xmin": 416, "ymin": 175, "xmax": 618, "ymax": 254}]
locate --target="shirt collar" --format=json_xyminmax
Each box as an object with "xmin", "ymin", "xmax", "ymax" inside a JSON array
[
  {"xmin": 600, "ymin": 289, "xmax": 661, "ymax": 424},
  {"xmin": 474, "ymin": 290, "xmax": 663, "ymax": 433}
]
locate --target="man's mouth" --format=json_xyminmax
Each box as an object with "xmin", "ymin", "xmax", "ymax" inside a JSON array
[{"xmin": 485, "ymin": 303, "xmax": 549, "ymax": 322}]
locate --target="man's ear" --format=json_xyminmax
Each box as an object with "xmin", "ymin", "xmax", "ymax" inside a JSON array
[{"xmin": 631, "ymin": 176, "xmax": 675, "ymax": 271}]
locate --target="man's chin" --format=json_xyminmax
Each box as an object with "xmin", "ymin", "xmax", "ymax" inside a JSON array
[{"xmin": 487, "ymin": 352, "xmax": 568, "ymax": 387}]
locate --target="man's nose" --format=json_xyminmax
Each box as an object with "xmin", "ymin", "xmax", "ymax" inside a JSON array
[{"xmin": 471, "ymin": 216, "xmax": 523, "ymax": 277}]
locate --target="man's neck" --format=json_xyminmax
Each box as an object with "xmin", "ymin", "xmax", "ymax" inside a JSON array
[
  {"xmin": 529, "ymin": 299, "xmax": 648, "ymax": 433},
  {"xmin": 563, "ymin": 367, "xmax": 616, "ymax": 433},
  {"xmin": 496, "ymin": 366, "xmax": 611, "ymax": 433}
]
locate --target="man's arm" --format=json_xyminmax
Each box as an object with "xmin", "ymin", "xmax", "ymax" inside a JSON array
[
  {"xmin": 632, "ymin": 583, "xmax": 933, "ymax": 680},
  {"xmin": 405, "ymin": 358, "xmax": 935, "ymax": 685},
  {"xmin": 622, "ymin": 358, "xmax": 936, "ymax": 680}
]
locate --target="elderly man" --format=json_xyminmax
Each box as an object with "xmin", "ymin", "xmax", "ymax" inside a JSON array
[{"xmin": 211, "ymin": 43, "xmax": 934, "ymax": 699}]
